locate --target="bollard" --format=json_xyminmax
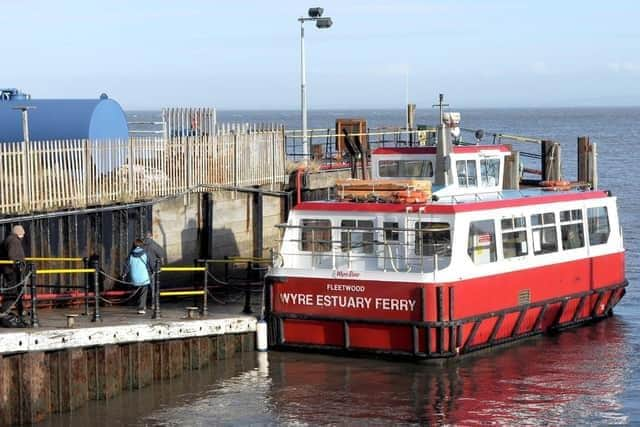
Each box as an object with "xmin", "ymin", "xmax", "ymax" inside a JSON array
[
  {"xmin": 91, "ymin": 258, "xmax": 101, "ymax": 322},
  {"xmin": 29, "ymin": 263, "xmax": 39, "ymax": 328},
  {"xmin": 185, "ymin": 306, "xmax": 198, "ymax": 319},
  {"xmin": 202, "ymin": 264, "xmax": 208, "ymax": 317},
  {"xmin": 256, "ymin": 319, "xmax": 268, "ymax": 351},
  {"xmin": 83, "ymin": 257, "xmax": 90, "ymax": 316},
  {"xmin": 152, "ymin": 259, "xmax": 161, "ymax": 319},
  {"xmin": 66, "ymin": 314, "xmax": 78, "ymax": 328}
]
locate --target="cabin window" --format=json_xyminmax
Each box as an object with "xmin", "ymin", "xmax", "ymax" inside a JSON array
[
  {"xmin": 531, "ymin": 212, "xmax": 558, "ymax": 255},
  {"xmin": 383, "ymin": 221, "xmax": 399, "ymax": 242},
  {"xmin": 467, "ymin": 220, "xmax": 497, "ymax": 264},
  {"xmin": 378, "ymin": 159, "xmax": 433, "ymax": 178},
  {"xmin": 456, "ymin": 160, "xmax": 477, "ymax": 187},
  {"xmin": 587, "ymin": 206, "xmax": 610, "ymax": 245},
  {"xmin": 414, "ymin": 222, "xmax": 451, "ymax": 256},
  {"xmin": 560, "ymin": 209, "xmax": 585, "ymax": 250},
  {"xmin": 341, "ymin": 220, "xmax": 374, "ymax": 254},
  {"xmin": 300, "ymin": 219, "xmax": 332, "ymax": 252},
  {"xmin": 480, "ymin": 158, "xmax": 501, "ymax": 187},
  {"xmin": 501, "ymin": 216, "xmax": 528, "ymax": 258}
]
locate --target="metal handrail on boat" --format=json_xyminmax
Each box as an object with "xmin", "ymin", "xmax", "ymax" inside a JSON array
[{"xmin": 272, "ymin": 223, "xmax": 452, "ymax": 274}]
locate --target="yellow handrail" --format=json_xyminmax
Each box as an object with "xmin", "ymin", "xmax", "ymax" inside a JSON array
[
  {"xmin": 36, "ymin": 268, "xmax": 95, "ymax": 275},
  {"xmin": 160, "ymin": 267, "xmax": 206, "ymax": 272},
  {"xmin": 203, "ymin": 257, "xmax": 271, "ymax": 264},
  {"xmin": 159, "ymin": 290, "xmax": 205, "ymax": 297},
  {"xmin": 26, "ymin": 257, "xmax": 85, "ymax": 262}
]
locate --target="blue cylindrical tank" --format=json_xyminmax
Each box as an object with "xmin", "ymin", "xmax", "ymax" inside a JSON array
[{"xmin": 0, "ymin": 91, "xmax": 128, "ymax": 143}]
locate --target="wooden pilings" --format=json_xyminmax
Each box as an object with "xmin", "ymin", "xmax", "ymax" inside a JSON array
[
  {"xmin": 503, "ymin": 144, "xmax": 520, "ymax": 190},
  {"xmin": 578, "ymin": 136, "xmax": 598, "ymax": 189},
  {"xmin": 541, "ymin": 140, "xmax": 562, "ymax": 182},
  {"xmin": 0, "ymin": 332, "xmax": 255, "ymax": 426}
]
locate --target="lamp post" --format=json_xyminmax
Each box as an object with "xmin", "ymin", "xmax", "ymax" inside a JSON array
[
  {"xmin": 12, "ymin": 106, "xmax": 35, "ymax": 211},
  {"xmin": 298, "ymin": 7, "xmax": 333, "ymax": 163}
]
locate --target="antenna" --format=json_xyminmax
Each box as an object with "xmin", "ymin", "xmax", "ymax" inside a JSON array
[
  {"xmin": 405, "ymin": 68, "xmax": 409, "ymax": 131},
  {"xmin": 432, "ymin": 93, "xmax": 449, "ymax": 125}
]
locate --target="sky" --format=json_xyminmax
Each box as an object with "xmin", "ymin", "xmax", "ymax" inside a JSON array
[{"xmin": 2, "ymin": 0, "xmax": 639, "ymax": 110}]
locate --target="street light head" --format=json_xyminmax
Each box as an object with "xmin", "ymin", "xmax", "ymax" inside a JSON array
[
  {"xmin": 315, "ymin": 17, "xmax": 333, "ymax": 29},
  {"xmin": 308, "ymin": 7, "xmax": 324, "ymax": 18}
]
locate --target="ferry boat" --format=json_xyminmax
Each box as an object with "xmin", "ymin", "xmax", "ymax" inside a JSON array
[{"xmin": 265, "ymin": 108, "xmax": 627, "ymax": 359}]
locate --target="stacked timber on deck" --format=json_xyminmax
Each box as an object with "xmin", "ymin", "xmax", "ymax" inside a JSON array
[{"xmin": 335, "ymin": 179, "xmax": 432, "ymax": 204}]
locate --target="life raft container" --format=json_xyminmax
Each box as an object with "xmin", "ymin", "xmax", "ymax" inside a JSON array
[
  {"xmin": 540, "ymin": 180, "xmax": 571, "ymax": 191},
  {"xmin": 394, "ymin": 190, "xmax": 429, "ymax": 204}
]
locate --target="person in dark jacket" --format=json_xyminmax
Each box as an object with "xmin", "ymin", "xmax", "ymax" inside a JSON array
[
  {"xmin": 143, "ymin": 231, "xmax": 166, "ymax": 272},
  {"xmin": 0, "ymin": 225, "xmax": 27, "ymax": 326},
  {"xmin": 122, "ymin": 239, "xmax": 152, "ymax": 315}
]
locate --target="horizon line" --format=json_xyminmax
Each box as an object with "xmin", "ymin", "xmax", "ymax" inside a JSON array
[{"xmin": 125, "ymin": 104, "xmax": 640, "ymax": 112}]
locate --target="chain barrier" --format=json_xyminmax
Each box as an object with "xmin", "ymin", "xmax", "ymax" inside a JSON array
[
  {"xmin": 0, "ymin": 271, "xmax": 33, "ymax": 292},
  {"xmin": 0, "ymin": 286, "xmax": 25, "ymax": 316},
  {"xmin": 0, "ymin": 255, "xmax": 270, "ymax": 327},
  {"xmin": 100, "ymin": 288, "xmax": 142, "ymax": 305},
  {"xmin": 99, "ymin": 269, "xmax": 155, "ymax": 287}
]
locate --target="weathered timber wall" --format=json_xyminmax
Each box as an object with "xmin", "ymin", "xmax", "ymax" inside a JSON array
[
  {"xmin": 0, "ymin": 333, "xmax": 255, "ymax": 425},
  {"xmin": 0, "ymin": 187, "xmax": 285, "ymax": 291}
]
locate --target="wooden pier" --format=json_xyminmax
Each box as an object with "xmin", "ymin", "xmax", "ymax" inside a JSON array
[{"xmin": 0, "ymin": 305, "xmax": 257, "ymax": 425}]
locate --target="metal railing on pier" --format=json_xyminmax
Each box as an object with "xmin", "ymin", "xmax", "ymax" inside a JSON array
[
  {"xmin": 0, "ymin": 129, "xmax": 287, "ymax": 215},
  {"xmin": 0, "ymin": 255, "xmax": 273, "ymax": 328}
]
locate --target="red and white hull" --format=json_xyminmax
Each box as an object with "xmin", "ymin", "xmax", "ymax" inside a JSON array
[{"xmin": 267, "ymin": 252, "xmax": 627, "ymax": 358}]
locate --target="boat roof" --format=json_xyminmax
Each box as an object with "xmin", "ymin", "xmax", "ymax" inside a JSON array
[
  {"xmin": 372, "ymin": 145, "xmax": 511, "ymax": 155},
  {"xmin": 293, "ymin": 189, "xmax": 610, "ymax": 215}
]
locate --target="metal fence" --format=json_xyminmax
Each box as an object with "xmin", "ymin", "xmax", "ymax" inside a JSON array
[{"xmin": 0, "ymin": 129, "xmax": 287, "ymax": 214}]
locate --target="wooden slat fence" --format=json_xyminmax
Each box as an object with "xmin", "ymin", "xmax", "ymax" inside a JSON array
[{"xmin": 0, "ymin": 128, "xmax": 286, "ymax": 215}]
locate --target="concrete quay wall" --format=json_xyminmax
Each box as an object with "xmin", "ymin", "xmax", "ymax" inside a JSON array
[
  {"xmin": 0, "ymin": 317, "xmax": 256, "ymax": 426},
  {"xmin": 153, "ymin": 191, "xmax": 283, "ymax": 281}
]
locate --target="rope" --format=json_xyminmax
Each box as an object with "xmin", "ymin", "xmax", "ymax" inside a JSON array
[
  {"xmin": 100, "ymin": 287, "xmax": 142, "ymax": 305},
  {"xmin": 99, "ymin": 269, "xmax": 155, "ymax": 287},
  {"xmin": 0, "ymin": 286, "xmax": 25, "ymax": 316},
  {"xmin": 0, "ymin": 271, "xmax": 33, "ymax": 292},
  {"xmin": 206, "ymin": 270, "xmax": 230, "ymax": 285},
  {"xmin": 97, "ymin": 270, "xmax": 152, "ymax": 304},
  {"xmin": 206, "ymin": 289, "xmax": 226, "ymax": 305}
]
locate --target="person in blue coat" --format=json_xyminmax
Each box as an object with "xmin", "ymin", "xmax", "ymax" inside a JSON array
[{"xmin": 122, "ymin": 239, "xmax": 152, "ymax": 314}]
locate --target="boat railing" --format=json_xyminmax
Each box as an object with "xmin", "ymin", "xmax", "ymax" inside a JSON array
[
  {"xmin": 284, "ymin": 127, "xmax": 438, "ymax": 168},
  {"xmin": 273, "ymin": 224, "xmax": 451, "ymax": 274}
]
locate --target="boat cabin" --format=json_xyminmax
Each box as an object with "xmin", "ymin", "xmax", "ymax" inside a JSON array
[
  {"xmin": 275, "ymin": 190, "xmax": 622, "ymax": 284},
  {"xmin": 371, "ymin": 145, "xmax": 511, "ymax": 197}
]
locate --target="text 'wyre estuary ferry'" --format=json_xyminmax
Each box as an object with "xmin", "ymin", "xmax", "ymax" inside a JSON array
[{"xmin": 265, "ymin": 99, "xmax": 628, "ymax": 359}]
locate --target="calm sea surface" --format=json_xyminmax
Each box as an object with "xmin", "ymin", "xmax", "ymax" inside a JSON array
[{"xmin": 46, "ymin": 107, "xmax": 639, "ymax": 425}]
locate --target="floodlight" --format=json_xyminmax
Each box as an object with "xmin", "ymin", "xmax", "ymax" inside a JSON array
[
  {"xmin": 316, "ymin": 17, "xmax": 333, "ymax": 29},
  {"xmin": 308, "ymin": 7, "xmax": 324, "ymax": 18}
]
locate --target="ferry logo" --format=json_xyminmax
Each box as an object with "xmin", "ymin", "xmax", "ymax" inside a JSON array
[{"xmin": 333, "ymin": 270, "xmax": 360, "ymax": 278}]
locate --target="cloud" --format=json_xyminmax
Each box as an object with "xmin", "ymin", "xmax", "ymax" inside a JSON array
[{"xmin": 607, "ymin": 62, "xmax": 640, "ymax": 73}]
